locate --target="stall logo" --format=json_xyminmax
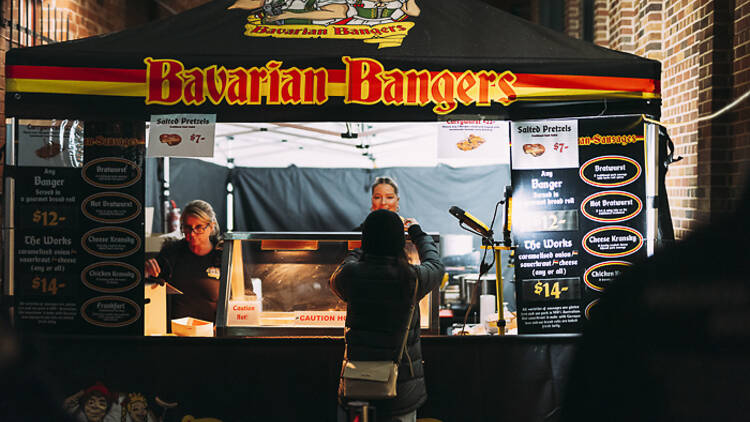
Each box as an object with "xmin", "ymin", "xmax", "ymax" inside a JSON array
[
  {"xmin": 145, "ymin": 57, "xmax": 518, "ymax": 115},
  {"xmin": 229, "ymin": 0, "xmax": 420, "ymax": 48}
]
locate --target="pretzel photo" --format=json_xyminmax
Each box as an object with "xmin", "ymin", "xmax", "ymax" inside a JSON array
[
  {"xmin": 522, "ymin": 143, "xmax": 545, "ymax": 157},
  {"xmin": 159, "ymin": 134, "xmax": 182, "ymax": 146}
]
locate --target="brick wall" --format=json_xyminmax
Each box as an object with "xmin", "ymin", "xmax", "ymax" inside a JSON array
[
  {"xmin": 733, "ymin": 0, "xmax": 750, "ymax": 194},
  {"xmin": 554, "ymin": 0, "xmax": 746, "ymax": 237},
  {"xmin": 565, "ymin": 0, "xmax": 583, "ymax": 39},
  {"xmin": 585, "ymin": 0, "xmax": 742, "ymax": 238},
  {"xmin": 659, "ymin": 0, "xmax": 703, "ymax": 237},
  {"xmin": 608, "ymin": 0, "xmax": 636, "ymax": 52},
  {"xmin": 632, "ymin": 0, "xmax": 663, "ymax": 61},
  {"xmin": 593, "ymin": 0, "xmax": 609, "ymax": 47},
  {"xmin": 696, "ymin": 0, "xmax": 736, "ymax": 223}
]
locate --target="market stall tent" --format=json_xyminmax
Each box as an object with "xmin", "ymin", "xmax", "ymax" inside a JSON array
[
  {"xmin": 4, "ymin": 0, "xmax": 664, "ymax": 235},
  {"xmin": 3, "ymin": 0, "xmax": 670, "ymax": 293},
  {"xmin": 5, "ymin": 0, "xmax": 661, "ymax": 122},
  {"xmin": 3, "ymin": 1, "xmax": 670, "ymax": 421}
]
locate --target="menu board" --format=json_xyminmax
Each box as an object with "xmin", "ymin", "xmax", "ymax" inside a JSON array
[
  {"xmin": 511, "ymin": 116, "xmax": 647, "ymax": 334},
  {"xmin": 14, "ymin": 121, "xmax": 146, "ymax": 334},
  {"xmin": 14, "ymin": 166, "xmax": 81, "ymax": 332},
  {"xmin": 79, "ymin": 121, "xmax": 146, "ymax": 334}
]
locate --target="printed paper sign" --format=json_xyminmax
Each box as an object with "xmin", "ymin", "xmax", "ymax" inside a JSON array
[
  {"xmin": 511, "ymin": 120, "xmax": 578, "ymax": 169},
  {"xmin": 437, "ymin": 120, "xmax": 510, "ymax": 162},
  {"xmin": 18, "ymin": 120, "xmax": 83, "ymax": 168},
  {"xmin": 227, "ymin": 300, "xmax": 261, "ymax": 326},
  {"xmin": 147, "ymin": 114, "xmax": 216, "ymax": 158}
]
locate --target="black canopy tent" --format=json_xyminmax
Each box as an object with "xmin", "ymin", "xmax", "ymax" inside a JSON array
[
  {"xmin": 5, "ymin": 0, "xmax": 660, "ymax": 122},
  {"xmin": 3, "ymin": 1, "xmax": 669, "ymax": 420},
  {"xmin": 4, "ymin": 0, "xmax": 668, "ymax": 247}
]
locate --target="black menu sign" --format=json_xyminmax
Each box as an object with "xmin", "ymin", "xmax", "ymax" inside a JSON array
[
  {"xmin": 13, "ymin": 121, "xmax": 146, "ymax": 335},
  {"xmin": 79, "ymin": 121, "xmax": 146, "ymax": 334},
  {"xmin": 511, "ymin": 116, "xmax": 647, "ymax": 334},
  {"xmin": 14, "ymin": 166, "xmax": 81, "ymax": 332}
]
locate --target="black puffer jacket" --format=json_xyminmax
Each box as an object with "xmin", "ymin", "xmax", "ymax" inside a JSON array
[{"xmin": 330, "ymin": 224, "xmax": 444, "ymax": 417}]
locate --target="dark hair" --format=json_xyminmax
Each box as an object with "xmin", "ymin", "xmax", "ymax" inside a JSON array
[
  {"xmin": 371, "ymin": 176, "xmax": 399, "ymax": 196},
  {"xmin": 361, "ymin": 210, "xmax": 416, "ymax": 285}
]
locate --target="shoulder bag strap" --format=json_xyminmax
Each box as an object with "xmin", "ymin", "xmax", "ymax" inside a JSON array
[{"xmin": 395, "ymin": 276, "xmax": 419, "ymax": 364}]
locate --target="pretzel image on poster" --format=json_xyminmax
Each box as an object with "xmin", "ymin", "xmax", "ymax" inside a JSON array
[
  {"xmin": 522, "ymin": 143, "xmax": 545, "ymax": 157},
  {"xmin": 159, "ymin": 134, "xmax": 182, "ymax": 146},
  {"xmin": 456, "ymin": 134, "xmax": 486, "ymax": 151}
]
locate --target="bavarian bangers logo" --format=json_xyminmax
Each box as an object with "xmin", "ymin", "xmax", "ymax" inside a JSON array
[
  {"xmin": 144, "ymin": 57, "xmax": 518, "ymax": 114},
  {"xmin": 228, "ymin": 0, "xmax": 420, "ymax": 48}
]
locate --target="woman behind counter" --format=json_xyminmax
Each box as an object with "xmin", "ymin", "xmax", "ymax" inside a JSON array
[
  {"xmin": 331, "ymin": 209, "xmax": 445, "ymax": 422},
  {"xmin": 145, "ymin": 200, "xmax": 223, "ymax": 322},
  {"xmin": 355, "ymin": 176, "xmax": 408, "ymax": 231},
  {"xmin": 370, "ymin": 176, "xmax": 401, "ymax": 213}
]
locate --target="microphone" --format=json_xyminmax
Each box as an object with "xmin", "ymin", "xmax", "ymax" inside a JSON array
[
  {"xmin": 502, "ymin": 186, "xmax": 512, "ymax": 247},
  {"xmin": 449, "ymin": 206, "xmax": 493, "ymax": 239}
]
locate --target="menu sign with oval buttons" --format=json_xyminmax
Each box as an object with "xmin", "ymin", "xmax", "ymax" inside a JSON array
[
  {"xmin": 82, "ymin": 157, "xmax": 141, "ymax": 189},
  {"xmin": 511, "ymin": 116, "xmax": 648, "ymax": 334},
  {"xmin": 81, "ymin": 261, "xmax": 141, "ymax": 293},
  {"xmin": 80, "ymin": 296, "xmax": 142, "ymax": 328},
  {"xmin": 77, "ymin": 121, "xmax": 146, "ymax": 335},
  {"xmin": 82, "ymin": 192, "xmax": 142, "ymax": 224}
]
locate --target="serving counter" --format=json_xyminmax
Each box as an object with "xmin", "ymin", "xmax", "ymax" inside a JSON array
[
  {"xmin": 22, "ymin": 333, "xmax": 577, "ymax": 422},
  {"xmin": 14, "ymin": 231, "xmax": 576, "ymax": 422},
  {"xmin": 215, "ymin": 232, "xmax": 440, "ymax": 337}
]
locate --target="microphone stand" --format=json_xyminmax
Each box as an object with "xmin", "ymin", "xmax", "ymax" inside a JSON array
[
  {"xmin": 480, "ymin": 236, "xmax": 513, "ymax": 335},
  {"xmin": 454, "ymin": 186, "xmax": 515, "ymax": 335},
  {"xmin": 479, "ymin": 186, "xmax": 515, "ymax": 335}
]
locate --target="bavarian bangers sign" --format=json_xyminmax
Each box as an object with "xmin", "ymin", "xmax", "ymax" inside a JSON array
[{"xmin": 145, "ymin": 57, "xmax": 518, "ymax": 114}]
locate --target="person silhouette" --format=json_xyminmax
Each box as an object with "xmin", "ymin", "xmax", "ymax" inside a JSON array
[{"xmin": 561, "ymin": 176, "xmax": 750, "ymax": 422}]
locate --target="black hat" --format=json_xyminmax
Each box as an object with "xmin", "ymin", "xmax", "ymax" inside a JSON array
[{"xmin": 362, "ymin": 210, "xmax": 405, "ymax": 256}]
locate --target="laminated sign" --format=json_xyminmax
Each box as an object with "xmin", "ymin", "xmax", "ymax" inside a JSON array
[
  {"xmin": 147, "ymin": 114, "xmax": 216, "ymax": 158},
  {"xmin": 511, "ymin": 116, "xmax": 648, "ymax": 334},
  {"xmin": 437, "ymin": 120, "xmax": 510, "ymax": 162}
]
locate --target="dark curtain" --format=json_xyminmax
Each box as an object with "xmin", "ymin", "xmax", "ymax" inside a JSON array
[
  {"xmin": 232, "ymin": 164, "xmax": 511, "ymax": 235},
  {"xmin": 147, "ymin": 160, "xmax": 511, "ymax": 236},
  {"xmin": 145, "ymin": 158, "xmax": 162, "ymax": 233},
  {"xmin": 145, "ymin": 158, "xmax": 229, "ymax": 233}
]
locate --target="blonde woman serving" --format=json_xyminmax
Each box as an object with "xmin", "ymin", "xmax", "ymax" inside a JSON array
[{"xmin": 145, "ymin": 200, "xmax": 223, "ymax": 322}]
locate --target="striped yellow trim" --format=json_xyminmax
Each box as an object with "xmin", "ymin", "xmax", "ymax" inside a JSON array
[
  {"xmin": 514, "ymin": 87, "xmax": 661, "ymax": 100},
  {"xmin": 8, "ymin": 79, "xmax": 660, "ymax": 101},
  {"xmin": 8, "ymin": 79, "xmax": 146, "ymax": 97},
  {"xmin": 327, "ymin": 82, "xmax": 347, "ymax": 97}
]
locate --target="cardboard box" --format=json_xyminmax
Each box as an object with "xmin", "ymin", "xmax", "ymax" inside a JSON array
[{"xmin": 171, "ymin": 317, "xmax": 214, "ymax": 337}]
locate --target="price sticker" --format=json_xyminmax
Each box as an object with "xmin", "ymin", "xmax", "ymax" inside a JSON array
[{"xmin": 522, "ymin": 277, "xmax": 581, "ymax": 302}]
